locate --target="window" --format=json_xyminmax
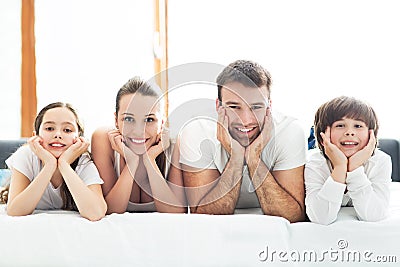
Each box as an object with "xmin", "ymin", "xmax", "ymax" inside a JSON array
[
  {"xmin": 0, "ymin": 1, "xmax": 21, "ymax": 139},
  {"xmin": 35, "ymin": 0, "xmax": 154, "ymax": 138}
]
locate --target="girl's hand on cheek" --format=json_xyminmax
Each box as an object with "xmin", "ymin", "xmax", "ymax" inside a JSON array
[
  {"xmin": 59, "ymin": 136, "xmax": 88, "ymax": 165},
  {"xmin": 28, "ymin": 135, "xmax": 56, "ymax": 166}
]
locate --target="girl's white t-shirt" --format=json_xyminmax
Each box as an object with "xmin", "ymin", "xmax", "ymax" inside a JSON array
[{"xmin": 6, "ymin": 145, "xmax": 103, "ymax": 210}]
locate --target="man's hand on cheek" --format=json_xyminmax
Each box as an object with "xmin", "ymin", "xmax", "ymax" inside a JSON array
[
  {"xmin": 245, "ymin": 109, "xmax": 273, "ymax": 164},
  {"xmin": 217, "ymin": 106, "xmax": 244, "ymax": 156}
]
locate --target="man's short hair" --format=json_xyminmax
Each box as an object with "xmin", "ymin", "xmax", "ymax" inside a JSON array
[{"xmin": 216, "ymin": 60, "xmax": 272, "ymax": 101}]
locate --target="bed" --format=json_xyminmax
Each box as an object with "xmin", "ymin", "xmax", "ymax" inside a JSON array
[{"xmin": 1, "ymin": 182, "xmax": 399, "ymax": 267}]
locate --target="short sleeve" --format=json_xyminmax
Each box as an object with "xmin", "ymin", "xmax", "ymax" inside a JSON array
[
  {"xmin": 75, "ymin": 153, "xmax": 104, "ymax": 185},
  {"xmin": 263, "ymin": 115, "xmax": 307, "ymax": 171},
  {"xmin": 5, "ymin": 145, "xmax": 39, "ymax": 181},
  {"xmin": 179, "ymin": 118, "xmax": 219, "ymax": 169}
]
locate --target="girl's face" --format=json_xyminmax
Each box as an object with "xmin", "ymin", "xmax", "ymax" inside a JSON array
[
  {"xmin": 329, "ymin": 117, "xmax": 370, "ymax": 157},
  {"xmin": 38, "ymin": 107, "xmax": 79, "ymax": 158},
  {"xmin": 116, "ymin": 93, "xmax": 163, "ymax": 155}
]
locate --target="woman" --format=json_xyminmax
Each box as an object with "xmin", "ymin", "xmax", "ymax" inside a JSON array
[{"xmin": 91, "ymin": 77, "xmax": 186, "ymax": 214}]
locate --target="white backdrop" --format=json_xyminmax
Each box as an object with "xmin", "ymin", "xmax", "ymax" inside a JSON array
[{"xmin": 1, "ymin": 0, "xmax": 400, "ymax": 139}]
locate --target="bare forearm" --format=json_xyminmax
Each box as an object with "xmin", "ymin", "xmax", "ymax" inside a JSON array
[
  {"xmin": 104, "ymin": 166, "xmax": 134, "ymax": 214},
  {"xmin": 144, "ymin": 159, "xmax": 186, "ymax": 213},
  {"xmin": 59, "ymin": 162, "xmax": 106, "ymax": 221},
  {"xmin": 7, "ymin": 165, "xmax": 55, "ymax": 216},
  {"xmin": 248, "ymin": 163, "xmax": 305, "ymax": 222},
  {"xmin": 195, "ymin": 156, "xmax": 244, "ymax": 214}
]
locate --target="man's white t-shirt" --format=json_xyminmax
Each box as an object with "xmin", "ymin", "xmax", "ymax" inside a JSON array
[
  {"xmin": 179, "ymin": 111, "xmax": 307, "ymax": 210},
  {"xmin": 6, "ymin": 145, "xmax": 103, "ymax": 210}
]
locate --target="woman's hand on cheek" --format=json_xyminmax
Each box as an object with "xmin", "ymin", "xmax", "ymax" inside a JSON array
[
  {"xmin": 108, "ymin": 129, "xmax": 126, "ymax": 156},
  {"xmin": 146, "ymin": 128, "xmax": 170, "ymax": 161},
  {"xmin": 108, "ymin": 129, "xmax": 139, "ymax": 163},
  {"xmin": 28, "ymin": 135, "xmax": 56, "ymax": 166}
]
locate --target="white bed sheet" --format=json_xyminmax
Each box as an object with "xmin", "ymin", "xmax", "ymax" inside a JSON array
[{"xmin": 1, "ymin": 183, "xmax": 400, "ymax": 267}]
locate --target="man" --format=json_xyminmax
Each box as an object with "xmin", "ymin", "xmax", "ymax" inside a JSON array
[{"xmin": 179, "ymin": 60, "xmax": 306, "ymax": 222}]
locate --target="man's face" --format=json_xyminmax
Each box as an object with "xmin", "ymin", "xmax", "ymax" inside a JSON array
[{"xmin": 218, "ymin": 82, "xmax": 270, "ymax": 147}]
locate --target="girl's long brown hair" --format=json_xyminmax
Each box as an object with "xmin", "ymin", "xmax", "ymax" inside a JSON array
[{"xmin": 1, "ymin": 102, "xmax": 85, "ymax": 210}]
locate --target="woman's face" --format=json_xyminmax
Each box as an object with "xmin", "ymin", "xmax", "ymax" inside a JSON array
[
  {"xmin": 116, "ymin": 93, "xmax": 163, "ymax": 155},
  {"xmin": 329, "ymin": 117, "xmax": 370, "ymax": 157},
  {"xmin": 38, "ymin": 107, "xmax": 79, "ymax": 158}
]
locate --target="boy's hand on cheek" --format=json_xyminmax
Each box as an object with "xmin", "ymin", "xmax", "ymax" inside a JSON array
[
  {"xmin": 321, "ymin": 127, "xmax": 347, "ymax": 168},
  {"xmin": 348, "ymin": 130, "xmax": 376, "ymax": 172}
]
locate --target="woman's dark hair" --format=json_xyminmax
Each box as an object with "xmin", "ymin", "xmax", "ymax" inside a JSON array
[{"xmin": 116, "ymin": 77, "xmax": 167, "ymax": 176}]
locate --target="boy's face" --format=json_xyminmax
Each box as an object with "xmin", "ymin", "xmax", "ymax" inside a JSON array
[
  {"xmin": 329, "ymin": 117, "xmax": 370, "ymax": 157},
  {"xmin": 217, "ymin": 82, "xmax": 270, "ymax": 147}
]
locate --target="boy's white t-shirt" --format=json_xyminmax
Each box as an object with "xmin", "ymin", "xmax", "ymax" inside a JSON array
[
  {"xmin": 6, "ymin": 145, "xmax": 103, "ymax": 210},
  {"xmin": 179, "ymin": 111, "xmax": 307, "ymax": 210}
]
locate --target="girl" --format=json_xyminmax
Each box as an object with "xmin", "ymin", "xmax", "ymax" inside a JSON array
[
  {"xmin": 305, "ymin": 96, "xmax": 391, "ymax": 225},
  {"xmin": 91, "ymin": 77, "xmax": 186, "ymax": 214},
  {"xmin": 1, "ymin": 102, "xmax": 107, "ymax": 221}
]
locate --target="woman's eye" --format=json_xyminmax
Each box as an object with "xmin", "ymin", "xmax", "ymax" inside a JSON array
[
  {"xmin": 145, "ymin": 117, "xmax": 155, "ymax": 122},
  {"xmin": 123, "ymin": 117, "xmax": 134, "ymax": 123}
]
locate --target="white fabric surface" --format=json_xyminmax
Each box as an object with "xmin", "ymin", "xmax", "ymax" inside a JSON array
[{"xmin": 1, "ymin": 183, "xmax": 400, "ymax": 267}]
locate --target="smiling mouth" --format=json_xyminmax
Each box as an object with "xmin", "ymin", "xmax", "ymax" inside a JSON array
[
  {"xmin": 340, "ymin": 141, "xmax": 358, "ymax": 146},
  {"xmin": 128, "ymin": 138, "xmax": 148, "ymax": 144},
  {"xmin": 237, "ymin": 127, "xmax": 256, "ymax": 133},
  {"xmin": 49, "ymin": 143, "xmax": 66, "ymax": 148}
]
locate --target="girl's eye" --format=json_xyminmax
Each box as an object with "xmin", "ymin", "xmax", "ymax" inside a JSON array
[
  {"xmin": 45, "ymin": 127, "xmax": 54, "ymax": 131},
  {"xmin": 334, "ymin": 124, "xmax": 344, "ymax": 128},
  {"xmin": 145, "ymin": 117, "xmax": 155, "ymax": 123},
  {"xmin": 355, "ymin": 124, "xmax": 364, "ymax": 128},
  {"xmin": 64, "ymin": 128, "xmax": 73, "ymax": 133}
]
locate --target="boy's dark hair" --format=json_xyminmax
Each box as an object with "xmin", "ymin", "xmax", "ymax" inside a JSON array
[
  {"xmin": 314, "ymin": 96, "xmax": 379, "ymax": 158},
  {"xmin": 216, "ymin": 60, "xmax": 272, "ymax": 101}
]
